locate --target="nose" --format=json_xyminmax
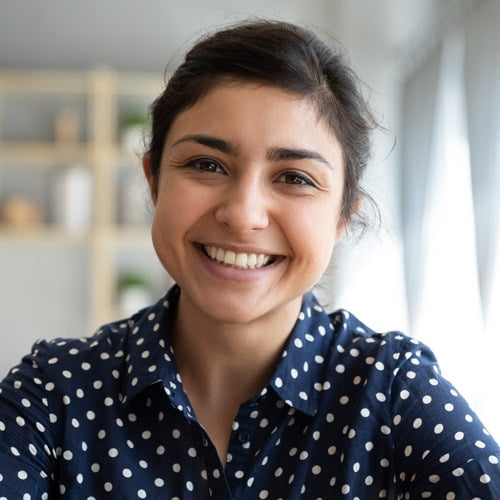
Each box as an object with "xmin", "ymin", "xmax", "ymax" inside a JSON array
[{"xmin": 214, "ymin": 178, "xmax": 270, "ymax": 233}]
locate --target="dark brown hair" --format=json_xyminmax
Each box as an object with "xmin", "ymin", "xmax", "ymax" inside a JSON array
[{"xmin": 146, "ymin": 20, "xmax": 378, "ymax": 228}]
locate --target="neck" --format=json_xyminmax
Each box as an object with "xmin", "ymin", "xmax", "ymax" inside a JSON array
[
  {"xmin": 170, "ymin": 290, "xmax": 302, "ymax": 465},
  {"xmin": 172, "ymin": 290, "xmax": 302, "ymax": 403}
]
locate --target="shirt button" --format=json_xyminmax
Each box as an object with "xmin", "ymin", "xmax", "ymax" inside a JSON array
[{"xmin": 238, "ymin": 433, "xmax": 250, "ymax": 444}]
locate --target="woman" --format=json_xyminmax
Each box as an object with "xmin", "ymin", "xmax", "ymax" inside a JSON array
[{"xmin": 1, "ymin": 20, "xmax": 499, "ymax": 499}]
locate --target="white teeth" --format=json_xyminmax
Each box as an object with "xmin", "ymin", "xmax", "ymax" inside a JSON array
[
  {"xmin": 235, "ymin": 253, "xmax": 247, "ymax": 268},
  {"xmin": 204, "ymin": 245, "xmax": 272, "ymax": 269}
]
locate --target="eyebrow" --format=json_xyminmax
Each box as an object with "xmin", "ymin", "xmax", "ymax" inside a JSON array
[
  {"xmin": 267, "ymin": 147, "xmax": 333, "ymax": 170},
  {"xmin": 171, "ymin": 134, "xmax": 333, "ymax": 170},
  {"xmin": 171, "ymin": 134, "xmax": 238, "ymax": 155}
]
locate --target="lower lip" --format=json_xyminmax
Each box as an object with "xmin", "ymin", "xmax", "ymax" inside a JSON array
[{"xmin": 196, "ymin": 246, "xmax": 281, "ymax": 282}]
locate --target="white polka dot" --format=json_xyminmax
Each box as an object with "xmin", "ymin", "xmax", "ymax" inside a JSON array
[
  {"xmin": 480, "ymin": 474, "xmax": 491, "ymax": 484},
  {"xmin": 434, "ymin": 423, "xmax": 444, "ymax": 434},
  {"xmin": 312, "ymin": 465, "xmax": 321, "ymax": 475},
  {"xmin": 400, "ymin": 390, "xmax": 410, "ymax": 400}
]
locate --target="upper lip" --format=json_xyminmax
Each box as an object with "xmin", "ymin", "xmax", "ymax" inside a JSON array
[{"xmin": 197, "ymin": 242, "xmax": 282, "ymax": 257}]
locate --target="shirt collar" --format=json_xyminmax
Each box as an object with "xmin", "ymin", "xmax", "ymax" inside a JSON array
[
  {"xmin": 121, "ymin": 286, "xmax": 196, "ymax": 419},
  {"xmin": 121, "ymin": 286, "xmax": 336, "ymax": 418},
  {"xmin": 267, "ymin": 291, "xmax": 336, "ymax": 416}
]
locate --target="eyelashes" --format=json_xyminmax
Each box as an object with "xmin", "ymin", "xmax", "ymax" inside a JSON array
[
  {"xmin": 185, "ymin": 157, "xmax": 225, "ymax": 174},
  {"xmin": 275, "ymin": 172, "xmax": 316, "ymax": 187},
  {"xmin": 183, "ymin": 157, "xmax": 318, "ymax": 189}
]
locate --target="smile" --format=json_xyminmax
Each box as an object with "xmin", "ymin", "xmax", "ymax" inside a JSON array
[{"xmin": 202, "ymin": 245, "xmax": 277, "ymax": 270}]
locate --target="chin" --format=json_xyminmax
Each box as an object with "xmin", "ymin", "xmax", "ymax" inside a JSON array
[{"xmin": 201, "ymin": 301, "xmax": 264, "ymax": 326}]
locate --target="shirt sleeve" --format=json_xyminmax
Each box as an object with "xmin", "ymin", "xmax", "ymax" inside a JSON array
[
  {"xmin": 0, "ymin": 341, "xmax": 56, "ymax": 499},
  {"xmin": 390, "ymin": 339, "xmax": 500, "ymax": 498}
]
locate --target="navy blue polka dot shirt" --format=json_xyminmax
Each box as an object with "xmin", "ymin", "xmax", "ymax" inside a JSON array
[{"xmin": 1, "ymin": 285, "xmax": 499, "ymax": 499}]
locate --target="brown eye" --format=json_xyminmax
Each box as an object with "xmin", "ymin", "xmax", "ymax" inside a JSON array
[
  {"xmin": 277, "ymin": 171, "xmax": 315, "ymax": 186},
  {"xmin": 187, "ymin": 158, "xmax": 225, "ymax": 173}
]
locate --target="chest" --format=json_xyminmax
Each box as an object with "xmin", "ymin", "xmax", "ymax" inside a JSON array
[{"xmin": 53, "ymin": 385, "xmax": 394, "ymax": 499}]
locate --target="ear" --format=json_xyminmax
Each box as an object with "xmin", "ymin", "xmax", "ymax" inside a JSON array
[
  {"xmin": 142, "ymin": 154, "xmax": 158, "ymax": 204},
  {"xmin": 334, "ymin": 199, "xmax": 362, "ymax": 243}
]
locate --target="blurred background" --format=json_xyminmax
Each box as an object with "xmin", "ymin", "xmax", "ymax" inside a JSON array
[{"xmin": 0, "ymin": 0, "xmax": 499, "ymax": 435}]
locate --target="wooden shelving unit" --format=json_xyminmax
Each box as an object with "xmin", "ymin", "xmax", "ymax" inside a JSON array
[{"xmin": 0, "ymin": 67, "xmax": 168, "ymax": 334}]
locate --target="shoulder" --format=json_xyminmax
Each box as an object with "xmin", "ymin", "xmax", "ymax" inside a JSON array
[
  {"xmin": 328, "ymin": 308, "xmax": 437, "ymax": 372},
  {"xmin": 2, "ymin": 299, "xmax": 163, "ymax": 394}
]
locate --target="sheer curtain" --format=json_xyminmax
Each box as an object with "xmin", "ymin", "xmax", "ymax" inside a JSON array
[
  {"xmin": 463, "ymin": 0, "xmax": 500, "ymax": 434},
  {"xmin": 400, "ymin": 0, "xmax": 500, "ymax": 437}
]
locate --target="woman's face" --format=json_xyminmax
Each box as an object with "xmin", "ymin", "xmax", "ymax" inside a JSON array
[{"xmin": 145, "ymin": 82, "xmax": 346, "ymax": 325}]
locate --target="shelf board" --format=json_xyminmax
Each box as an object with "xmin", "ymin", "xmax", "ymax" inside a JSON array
[
  {"xmin": 0, "ymin": 142, "xmax": 89, "ymax": 165},
  {"xmin": 0, "ymin": 70, "xmax": 88, "ymax": 94},
  {"xmin": 0, "ymin": 225, "xmax": 89, "ymax": 245}
]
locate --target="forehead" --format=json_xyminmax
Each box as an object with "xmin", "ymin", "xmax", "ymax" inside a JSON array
[{"xmin": 164, "ymin": 82, "xmax": 343, "ymax": 158}]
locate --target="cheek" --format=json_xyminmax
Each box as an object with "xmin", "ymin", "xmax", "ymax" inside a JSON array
[
  {"xmin": 301, "ymin": 199, "xmax": 341, "ymax": 241},
  {"xmin": 151, "ymin": 182, "xmax": 212, "ymax": 241}
]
